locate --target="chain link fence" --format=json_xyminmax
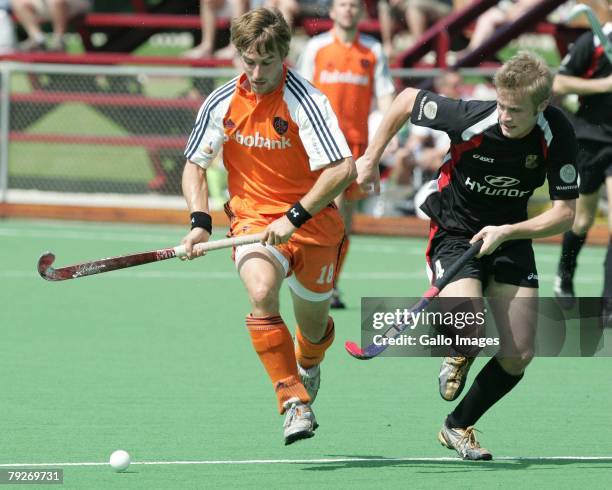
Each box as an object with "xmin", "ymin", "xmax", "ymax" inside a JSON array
[
  {"xmin": 0, "ymin": 62, "xmax": 501, "ymax": 213},
  {"xmin": 0, "ymin": 62, "xmax": 237, "ymax": 208}
]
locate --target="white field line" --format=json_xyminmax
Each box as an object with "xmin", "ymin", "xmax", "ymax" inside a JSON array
[
  {"xmin": 0, "ymin": 227, "xmax": 604, "ymax": 263},
  {"xmin": 0, "ymin": 227, "xmax": 181, "ymax": 244},
  {"xmin": 0, "ymin": 270, "xmax": 604, "ymax": 283},
  {"xmin": 3, "ymin": 271, "xmax": 425, "ymax": 280},
  {"xmin": 1, "ymin": 456, "xmax": 612, "ymax": 468}
]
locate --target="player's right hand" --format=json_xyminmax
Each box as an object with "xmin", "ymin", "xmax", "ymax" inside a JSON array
[
  {"xmin": 355, "ymin": 155, "xmax": 381, "ymax": 195},
  {"xmin": 180, "ymin": 228, "xmax": 211, "ymax": 260},
  {"xmin": 470, "ymin": 225, "xmax": 512, "ymax": 257}
]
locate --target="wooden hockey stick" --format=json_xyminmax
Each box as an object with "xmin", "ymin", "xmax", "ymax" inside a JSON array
[{"xmin": 38, "ymin": 233, "xmax": 266, "ymax": 281}]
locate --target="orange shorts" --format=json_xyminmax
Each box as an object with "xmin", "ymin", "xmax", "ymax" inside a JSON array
[{"xmin": 226, "ymin": 196, "xmax": 345, "ymax": 301}]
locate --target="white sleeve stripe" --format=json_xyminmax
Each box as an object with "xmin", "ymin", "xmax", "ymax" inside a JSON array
[
  {"xmin": 285, "ymin": 77, "xmax": 340, "ymax": 162},
  {"xmin": 461, "ymin": 109, "xmax": 498, "ymax": 141},
  {"xmin": 185, "ymin": 76, "xmax": 236, "ymax": 152},
  {"xmin": 286, "ymin": 71, "xmax": 342, "ymax": 159},
  {"xmin": 536, "ymin": 113, "xmax": 553, "ymax": 147},
  {"xmin": 185, "ymin": 86, "xmax": 232, "ymax": 159},
  {"xmin": 185, "ymin": 80, "xmax": 235, "ymax": 158},
  {"xmin": 286, "ymin": 72, "xmax": 343, "ymax": 162},
  {"xmin": 184, "ymin": 78, "xmax": 237, "ymax": 159}
]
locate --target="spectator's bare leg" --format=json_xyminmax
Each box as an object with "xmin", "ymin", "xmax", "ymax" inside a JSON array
[
  {"xmin": 377, "ymin": 0, "xmax": 395, "ymax": 60},
  {"xmin": 406, "ymin": 4, "xmax": 428, "ymax": 40},
  {"xmin": 466, "ymin": 7, "xmax": 505, "ymax": 52},
  {"xmin": 184, "ymin": 0, "xmax": 225, "ymax": 58},
  {"xmin": 48, "ymin": 0, "xmax": 69, "ymax": 50},
  {"xmin": 229, "ymin": 0, "xmax": 249, "ymax": 18},
  {"xmin": 12, "ymin": 0, "xmax": 46, "ymax": 48},
  {"xmin": 265, "ymin": 0, "xmax": 299, "ymax": 29},
  {"xmin": 214, "ymin": 0, "xmax": 249, "ymax": 58},
  {"xmin": 49, "ymin": 0, "xmax": 68, "ymax": 37}
]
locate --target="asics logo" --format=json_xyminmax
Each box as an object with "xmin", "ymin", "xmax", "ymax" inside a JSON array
[
  {"xmin": 232, "ymin": 130, "xmax": 291, "ymax": 150},
  {"xmin": 473, "ymin": 154, "xmax": 494, "ymax": 163},
  {"xmin": 484, "ymin": 175, "xmax": 520, "ymax": 188}
]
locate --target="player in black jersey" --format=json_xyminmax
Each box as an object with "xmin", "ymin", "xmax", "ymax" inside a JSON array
[
  {"xmin": 356, "ymin": 52, "xmax": 578, "ymax": 460},
  {"xmin": 552, "ymin": 4, "xmax": 612, "ymax": 326}
]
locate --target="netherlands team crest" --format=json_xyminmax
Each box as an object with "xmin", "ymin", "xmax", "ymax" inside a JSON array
[
  {"xmin": 525, "ymin": 154, "xmax": 538, "ymax": 169},
  {"xmin": 360, "ymin": 58, "xmax": 371, "ymax": 69},
  {"xmin": 273, "ymin": 117, "xmax": 289, "ymax": 135}
]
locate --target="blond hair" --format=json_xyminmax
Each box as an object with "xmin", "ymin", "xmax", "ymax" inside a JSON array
[
  {"xmin": 494, "ymin": 51, "xmax": 553, "ymax": 107},
  {"xmin": 230, "ymin": 7, "xmax": 291, "ymax": 59}
]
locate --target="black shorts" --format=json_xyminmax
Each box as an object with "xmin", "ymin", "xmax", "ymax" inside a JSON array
[
  {"xmin": 576, "ymin": 140, "xmax": 612, "ymax": 194},
  {"xmin": 426, "ymin": 227, "xmax": 539, "ymax": 289}
]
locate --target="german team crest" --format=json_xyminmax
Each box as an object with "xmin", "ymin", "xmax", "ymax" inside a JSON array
[
  {"xmin": 273, "ymin": 117, "xmax": 288, "ymax": 135},
  {"xmin": 525, "ymin": 154, "xmax": 538, "ymax": 169}
]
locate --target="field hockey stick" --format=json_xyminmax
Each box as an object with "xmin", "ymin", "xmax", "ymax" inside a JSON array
[
  {"xmin": 345, "ymin": 239, "xmax": 483, "ymax": 360},
  {"xmin": 38, "ymin": 232, "xmax": 266, "ymax": 282},
  {"xmin": 568, "ymin": 4, "xmax": 612, "ymax": 64}
]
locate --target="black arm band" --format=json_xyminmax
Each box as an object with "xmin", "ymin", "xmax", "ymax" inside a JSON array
[
  {"xmin": 190, "ymin": 211, "xmax": 212, "ymax": 234},
  {"xmin": 285, "ymin": 202, "xmax": 312, "ymax": 228}
]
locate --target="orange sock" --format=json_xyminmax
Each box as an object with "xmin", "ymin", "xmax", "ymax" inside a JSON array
[
  {"xmin": 295, "ymin": 317, "xmax": 335, "ymax": 369},
  {"xmin": 334, "ymin": 236, "xmax": 350, "ymax": 289},
  {"xmin": 246, "ymin": 315, "xmax": 310, "ymax": 413}
]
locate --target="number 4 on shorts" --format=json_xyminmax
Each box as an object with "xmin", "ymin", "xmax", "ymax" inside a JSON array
[{"xmin": 435, "ymin": 259, "xmax": 445, "ymax": 280}]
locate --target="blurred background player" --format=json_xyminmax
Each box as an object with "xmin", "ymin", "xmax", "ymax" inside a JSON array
[
  {"xmin": 297, "ymin": 0, "xmax": 395, "ymax": 308},
  {"xmin": 181, "ymin": 8, "xmax": 355, "ymax": 445},
  {"xmin": 553, "ymin": 0, "xmax": 612, "ymax": 325},
  {"xmin": 356, "ymin": 52, "xmax": 577, "ymax": 460},
  {"xmin": 10, "ymin": 0, "xmax": 91, "ymax": 52}
]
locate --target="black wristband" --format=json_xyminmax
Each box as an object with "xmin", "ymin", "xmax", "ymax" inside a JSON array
[
  {"xmin": 190, "ymin": 211, "xmax": 212, "ymax": 234},
  {"xmin": 285, "ymin": 202, "xmax": 312, "ymax": 228}
]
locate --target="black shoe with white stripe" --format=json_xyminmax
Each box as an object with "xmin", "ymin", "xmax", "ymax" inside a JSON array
[{"xmin": 553, "ymin": 274, "xmax": 575, "ymax": 310}]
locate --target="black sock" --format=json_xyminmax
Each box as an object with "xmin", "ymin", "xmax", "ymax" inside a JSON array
[
  {"xmin": 446, "ymin": 357, "xmax": 523, "ymax": 429},
  {"xmin": 558, "ymin": 231, "xmax": 587, "ymax": 283},
  {"xmin": 603, "ymin": 240, "xmax": 612, "ymax": 298}
]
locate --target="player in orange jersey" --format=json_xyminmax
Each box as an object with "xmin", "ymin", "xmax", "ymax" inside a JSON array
[
  {"xmin": 297, "ymin": 0, "xmax": 395, "ymax": 308},
  {"xmin": 181, "ymin": 7, "xmax": 356, "ymax": 445}
]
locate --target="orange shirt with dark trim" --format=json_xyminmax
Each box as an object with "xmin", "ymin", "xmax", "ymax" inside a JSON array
[
  {"xmin": 184, "ymin": 67, "xmax": 352, "ymax": 245},
  {"xmin": 297, "ymin": 30, "xmax": 395, "ymax": 146}
]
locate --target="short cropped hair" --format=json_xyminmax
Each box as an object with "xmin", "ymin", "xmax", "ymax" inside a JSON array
[
  {"xmin": 230, "ymin": 7, "xmax": 291, "ymax": 60},
  {"xmin": 494, "ymin": 51, "xmax": 553, "ymax": 107}
]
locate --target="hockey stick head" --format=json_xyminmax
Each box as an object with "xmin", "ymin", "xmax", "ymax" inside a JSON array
[
  {"xmin": 38, "ymin": 252, "xmax": 61, "ymax": 281},
  {"xmin": 345, "ymin": 340, "xmax": 388, "ymax": 360},
  {"xmin": 344, "ymin": 341, "xmax": 372, "ymax": 360}
]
